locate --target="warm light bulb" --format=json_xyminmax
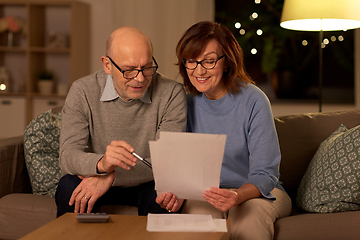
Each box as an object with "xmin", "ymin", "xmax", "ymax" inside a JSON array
[
  {"xmin": 255, "ymin": 0, "xmax": 261, "ymax": 4},
  {"xmin": 323, "ymin": 38, "xmax": 329, "ymax": 45},
  {"xmin": 239, "ymin": 29, "xmax": 246, "ymax": 35},
  {"xmin": 235, "ymin": 22, "xmax": 241, "ymax": 29},
  {"xmin": 302, "ymin": 40, "xmax": 308, "ymax": 46},
  {"xmin": 0, "ymin": 83, "xmax": 6, "ymax": 91},
  {"xmin": 251, "ymin": 48, "xmax": 257, "ymax": 54},
  {"xmin": 281, "ymin": 19, "xmax": 360, "ymax": 31},
  {"xmin": 338, "ymin": 35, "xmax": 344, "ymax": 41},
  {"xmin": 256, "ymin": 29, "xmax": 263, "ymax": 35}
]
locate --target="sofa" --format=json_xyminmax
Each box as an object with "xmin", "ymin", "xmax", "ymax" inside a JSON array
[{"xmin": 1, "ymin": 108, "xmax": 360, "ymax": 239}]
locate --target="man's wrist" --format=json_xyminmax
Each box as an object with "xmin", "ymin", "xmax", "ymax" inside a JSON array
[{"xmin": 96, "ymin": 157, "xmax": 106, "ymax": 174}]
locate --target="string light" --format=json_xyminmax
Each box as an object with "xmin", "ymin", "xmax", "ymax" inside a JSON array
[
  {"xmin": 251, "ymin": 12, "xmax": 258, "ymax": 19},
  {"xmin": 237, "ymin": 1, "xmax": 349, "ymax": 58}
]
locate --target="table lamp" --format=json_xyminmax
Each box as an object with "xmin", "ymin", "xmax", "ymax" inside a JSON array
[{"xmin": 280, "ymin": 0, "xmax": 360, "ymax": 112}]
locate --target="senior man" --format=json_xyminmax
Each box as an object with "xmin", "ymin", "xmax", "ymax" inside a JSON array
[{"xmin": 55, "ymin": 27, "xmax": 186, "ymax": 217}]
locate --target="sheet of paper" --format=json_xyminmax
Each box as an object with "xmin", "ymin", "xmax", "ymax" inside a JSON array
[
  {"xmin": 146, "ymin": 214, "xmax": 227, "ymax": 232},
  {"xmin": 149, "ymin": 132, "xmax": 226, "ymax": 201},
  {"xmin": 213, "ymin": 219, "xmax": 228, "ymax": 232}
]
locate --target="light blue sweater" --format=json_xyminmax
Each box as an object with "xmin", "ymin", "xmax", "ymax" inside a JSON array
[{"xmin": 187, "ymin": 83, "xmax": 284, "ymax": 199}]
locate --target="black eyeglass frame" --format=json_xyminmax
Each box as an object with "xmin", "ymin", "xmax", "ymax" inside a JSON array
[
  {"xmin": 182, "ymin": 55, "xmax": 225, "ymax": 70},
  {"xmin": 107, "ymin": 56, "xmax": 159, "ymax": 79}
]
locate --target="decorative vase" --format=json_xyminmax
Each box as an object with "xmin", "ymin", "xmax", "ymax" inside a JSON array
[
  {"xmin": 7, "ymin": 32, "xmax": 13, "ymax": 47},
  {"xmin": 38, "ymin": 80, "xmax": 54, "ymax": 95}
]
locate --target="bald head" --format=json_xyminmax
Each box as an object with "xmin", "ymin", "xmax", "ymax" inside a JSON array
[
  {"xmin": 101, "ymin": 27, "xmax": 155, "ymax": 101},
  {"xmin": 106, "ymin": 27, "xmax": 153, "ymax": 58}
]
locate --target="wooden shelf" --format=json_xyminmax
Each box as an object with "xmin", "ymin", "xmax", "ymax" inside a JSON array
[
  {"xmin": 0, "ymin": 46, "xmax": 26, "ymax": 52},
  {"xmin": 0, "ymin": 0, "xmax": 90, "ymax": 137},
  {"xmin": 31, "ymin": 93, "xmax": 66, "ymax": 98},
  {"xmin": 0, "ymin": 92, "xmax": 25, "ymax": 97},
  {"xmin": 29, "ymin": 47, "xmax": 71, "ymax": 53}
]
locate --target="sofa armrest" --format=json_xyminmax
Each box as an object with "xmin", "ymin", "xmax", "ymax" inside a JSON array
[{"xmin": 0, "ymin": 136, "xmax": 32, "ymax": 198}]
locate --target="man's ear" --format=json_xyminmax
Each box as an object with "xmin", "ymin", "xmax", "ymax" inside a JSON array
[{"xmin": 101, "ymin": 56, "xmax": 112, "ymax": 75}]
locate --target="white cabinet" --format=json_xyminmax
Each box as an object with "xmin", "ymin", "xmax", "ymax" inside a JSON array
[
  {"xmin": 0, "ymin": 96, "xmax": 26, "ymax": 138},
  {"xmin": 32, "ymin": 97, "xmax": 64, "ymax": 119}
]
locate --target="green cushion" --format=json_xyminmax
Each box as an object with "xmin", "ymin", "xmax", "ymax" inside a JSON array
[
  {"xmin": 296, "ymin": 124, "xmax": 360, "ymax": 213},
  {"xmin": 24, "ymin": 109, "xmax": 63, "ymax": 197}
]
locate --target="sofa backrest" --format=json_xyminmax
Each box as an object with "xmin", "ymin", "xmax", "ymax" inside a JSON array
[
  {"xmin": 0, "ymin": 136, "xmax": 32, "ymax": 198},
  {"xmin": 274, "ymin": 109, "xmax": 360, "ymax": 204}
]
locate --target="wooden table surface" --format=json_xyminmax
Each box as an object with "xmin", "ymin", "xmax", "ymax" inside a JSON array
[{"xmin": 20, "ymin": 213, "xmax": 230, "ymax": 240}]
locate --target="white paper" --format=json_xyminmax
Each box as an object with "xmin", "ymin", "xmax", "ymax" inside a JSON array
[
  {"xmin": 149, "ymin": 132, "xmax": 226, "ymax": 201},
  {"xmin": 146, "ymin": 214, "xmax": 227, "ymax": 232},
  {"xmin": 213, "ymin": 219, "xmax": 228, "ymax": 232}
]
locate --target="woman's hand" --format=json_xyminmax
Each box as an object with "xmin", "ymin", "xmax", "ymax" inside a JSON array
[
  {"xmin": 203, "ymin": 187, "xmax": 238, "ymax": 212},
  {"xmin": 156, "ymin": 192, "xmax": 184, "ymax": 213}
]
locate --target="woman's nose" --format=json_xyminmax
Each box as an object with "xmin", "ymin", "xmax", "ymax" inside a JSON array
[{"xmin": 194, "ymin": 64, "xmax": 207, "ymax": 75}]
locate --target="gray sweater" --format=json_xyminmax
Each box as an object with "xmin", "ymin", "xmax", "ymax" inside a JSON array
[{"xmin": 59, "ymin": 70, "xmax": 187, "ymax": 187}]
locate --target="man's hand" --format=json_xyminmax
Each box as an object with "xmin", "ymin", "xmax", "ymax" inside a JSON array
[
  {"xmin": 203, "ymin": 187, "xmax": 238, "ymax": 212},
  {"xmin": 156, "ymin": 192, "xmax": 184, "ymax": 213},
  {"xmin": 69, "ymin": 171, "xmax": 115, "ymax": 213},
  {"xmin": 97, "ymin": 140, "xmax": 137, "ymax": 173}
]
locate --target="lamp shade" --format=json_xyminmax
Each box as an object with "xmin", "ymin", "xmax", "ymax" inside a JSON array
[{"xmin": 280, "ymin": 0, "xmax": 360, "ymax": 31}]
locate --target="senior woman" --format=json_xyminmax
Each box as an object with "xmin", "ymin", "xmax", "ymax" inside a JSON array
[{"xmin": 156, "ymin": 21, "xmax": 291, "ymax": 240}]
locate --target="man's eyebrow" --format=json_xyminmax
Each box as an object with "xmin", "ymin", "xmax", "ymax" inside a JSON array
[{"xmin": 122, "ymin": 61, "xmax": 153, "ymax": 69}]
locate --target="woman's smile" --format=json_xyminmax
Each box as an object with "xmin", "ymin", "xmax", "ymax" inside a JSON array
[{"xmin": 195, "ymin": 76, "xmax": 210, "ymax": 83}]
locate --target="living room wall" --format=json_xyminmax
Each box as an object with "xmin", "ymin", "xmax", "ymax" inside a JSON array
[{"xmin": 77, "ymin": 0, "xmax": 214, "ymax": 82}]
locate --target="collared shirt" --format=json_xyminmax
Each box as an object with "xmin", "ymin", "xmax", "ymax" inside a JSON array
[
  {"xmin": 59, "ymin": 70, "xmax": 187, "ymax": 187},
  {"xmin": 100, "ymin": 74, "xmax": 151, "ymax": 103}
]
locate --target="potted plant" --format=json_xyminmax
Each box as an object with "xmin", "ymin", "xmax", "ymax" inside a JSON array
[{"xmin": 37, "ymin": 69, "xmax": 54, "ymax": 95}]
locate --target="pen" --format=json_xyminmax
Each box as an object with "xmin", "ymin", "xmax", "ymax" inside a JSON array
[{"xmin": 132, "ymin": 152, "xmax": 152, "ymax": 169}]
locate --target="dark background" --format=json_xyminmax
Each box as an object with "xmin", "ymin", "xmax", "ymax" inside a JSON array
[{"xmin": 215, "ymin": 0, "xmax": 355, "ymax": 103}]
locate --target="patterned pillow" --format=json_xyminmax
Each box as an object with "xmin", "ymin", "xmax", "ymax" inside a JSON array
[
  {"xmin": 24, "ymin": 109, "xmax": 63, "ymax": 197},
  {"xmin": 296, "ymin": 124, "xmax": 360, "ymax": 213}
]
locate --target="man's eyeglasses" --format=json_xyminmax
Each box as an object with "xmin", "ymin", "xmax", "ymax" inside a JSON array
[
  {"xmin": 182, "ymin": 55, "xmax": 225, "ymax": 70},
  {"xmin": 107, "ymin": 56, "xmax": 158, "ymax": 79}
]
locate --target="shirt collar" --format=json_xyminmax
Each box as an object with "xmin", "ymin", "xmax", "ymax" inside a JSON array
[{"xmin": 100, "ymin": 74, "xmax": 151, "ymax": 103}]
